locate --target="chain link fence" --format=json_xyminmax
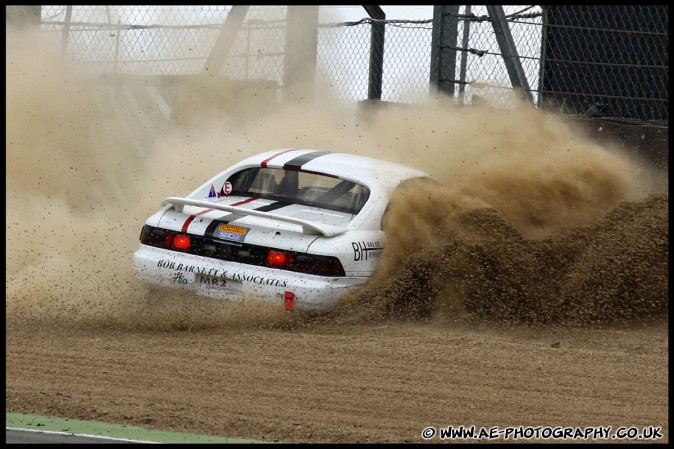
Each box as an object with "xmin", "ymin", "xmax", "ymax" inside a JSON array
[
  {"xmin": 538, "ymin": 5, "xmax": 668, "ymax": 123},
  {"xmin": 19, "ymin": 5, "xmax": 669, "ymax": 122}
]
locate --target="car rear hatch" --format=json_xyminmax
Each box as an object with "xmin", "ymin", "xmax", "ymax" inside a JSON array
[{"xmin": 157, "ymin": 195, "xmax": 352, "ymax": 253}]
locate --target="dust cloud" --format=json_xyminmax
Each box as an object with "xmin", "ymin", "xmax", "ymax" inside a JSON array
[{"xmin": 6, "ymin": 21, "xmax": 667, "ymax": 332}]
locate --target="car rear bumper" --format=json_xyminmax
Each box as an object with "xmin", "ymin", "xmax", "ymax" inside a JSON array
[{"xmin": 132, "ymin": 245, "xmax": 368, "ymax": 311}]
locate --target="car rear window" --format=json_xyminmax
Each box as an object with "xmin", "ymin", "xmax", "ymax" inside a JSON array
[{"xmin": 226, "ymin": 167, "xmax": 370, "ymax": 215}]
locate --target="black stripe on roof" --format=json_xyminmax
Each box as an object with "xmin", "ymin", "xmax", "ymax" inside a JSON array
[
  {"xmin": 253, "ymin": 201, "xmax": 291, "ymax": 213},
  {"xmin": 282, "ymin": 151, "xmax": 330, "ymax": 170}
]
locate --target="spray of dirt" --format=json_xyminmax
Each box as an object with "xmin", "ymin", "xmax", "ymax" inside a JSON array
[
  {"xmin": 6, "ymin": 21, "xmax": 667, "ymax": 331},
  {"xmin": 327, "ymin": 96, "xmax": 667, "ymax": 326},
  {"xmin": 330, "ymin": 190, "xmax": 667, "ymax": 326},
  {"xmin": 5, "ymin": 27, "xmax": 288, "ymax": 331}
]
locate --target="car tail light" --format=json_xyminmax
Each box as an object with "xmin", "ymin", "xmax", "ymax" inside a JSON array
[
  {"xmin": 265, "ymin": 250, "xmax": 344, "ymax": 276},
  {"xmin": 293, "ymin": 254, "xmax": 345, "ymax": 277},
  {"xmin": 172, "ymin": 234, "xmax": 191, "ymax": 251},
  {"xmin": 267, "ymin": 250, "xmax": 288, "ymax": 267},
  {"xmin": 140, "ymin": 225, "xmax": 173, "ymax": 249},
  {"xmin": 294, "ymin": 255, "xmax": 315, "ymax": 273},
  {"xmin": 312, "ymin": 257, "xmax": 345, "ymax": 276}
]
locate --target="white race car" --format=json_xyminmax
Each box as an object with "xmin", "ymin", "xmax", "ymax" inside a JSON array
[{"xmin": 133, "ymin": 149, "xmax": 429, "ymax": 312}]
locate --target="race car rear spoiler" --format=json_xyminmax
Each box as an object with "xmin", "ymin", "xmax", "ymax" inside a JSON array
[{"xmin": 161, "ymin": 197, "xmax": 348, "ymax": 237}]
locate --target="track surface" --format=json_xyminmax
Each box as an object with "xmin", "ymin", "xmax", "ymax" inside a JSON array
[{"xmin": 6, "ymin": 316, "xmax": 668, "ymax": 443}]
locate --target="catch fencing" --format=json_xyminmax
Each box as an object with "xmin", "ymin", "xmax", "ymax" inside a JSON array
[{"xmin": 13, "ymin": 5, "xmax": 670, "ymax": 122}]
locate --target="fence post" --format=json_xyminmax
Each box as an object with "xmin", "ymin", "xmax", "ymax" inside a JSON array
[
  {"xmin": 60, "ymin": 5, "xmax": 72, "ymax": 59},
  {"xmin": 485, "ymin": 5, "xmax": 533, "ymax": 103},
  {"xmin": 458, "ymin": 5, "xmax": 472, "ymax": 97},
  {"xmin": 363, "ymin": 5, "xmax": 385, "ymax": 101},
  {"xmin": 430, "ymin": 5, "xmax": 460, "ymax": 97},
  {"xmin": 203, "ymin": 5, "xmax": 250, "ymax": 74},
  {"xmin": 284, "ymin": 5, "xmax": 319, "ymax": 102},
  {"xmin": 113, "ymin": 19, "xmax": 121, "ymax": 74}
]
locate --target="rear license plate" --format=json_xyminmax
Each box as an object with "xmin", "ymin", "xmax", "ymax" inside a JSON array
[{"xmin": 196, "ymin": 274, "xmax": 242, "ymax": 292}]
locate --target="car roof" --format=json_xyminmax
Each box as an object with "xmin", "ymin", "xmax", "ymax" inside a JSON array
[{"xmin": 233, "ymin": 149, "xmax": 429, "ymax": 188}]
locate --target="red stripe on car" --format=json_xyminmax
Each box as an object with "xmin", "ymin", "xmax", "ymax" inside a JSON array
[
  {"xmin": 261, "ymin": 149, "xmax": 295, "ymax": 167},
  {"xmin": 181, "ymin": 197, "xmax": 256, "ymax": 233},
  {"xmin": 181, "ymin": 208, "xmax": 211, "ymax": 233},
  {"xmin": 232, "ymin": 197, "xmax": 256, "ymax": 207}
]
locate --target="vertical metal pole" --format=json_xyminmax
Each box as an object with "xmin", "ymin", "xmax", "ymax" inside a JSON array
[
  {"xmin": 284, "ymin": 5, "xmax": 319, "ymax": 102},
  {"xmin": 60, "ymin": 5, "xmax": 72, "ymax": 59},
  {"xmin": 458, "ymin": 5, "xmax": 472, "ymax": 97},
  {"xmin": 245, "ymin": 21, "xmax": 251, "ymax": 79},
  {"xmin": 363, "ymin": 5, "xmax": 385, "ymax": 100},
  {"xmin": 537, "ymin": 6, "xmax": 549, "ymax": 109},
  {"xmin": 485, "ymin": 5, "xmax": 533, "ymax": 103},
  {"xmin": 113, "ymin": 19, "xmax": 121, "ymax": 74},
  {"xmin": 203, "ymin": 5, "xmax": 250, "ymax": 74},
  {"xmin": 430, "ymin": 5, "xmax": 460, "ymax": 96}
]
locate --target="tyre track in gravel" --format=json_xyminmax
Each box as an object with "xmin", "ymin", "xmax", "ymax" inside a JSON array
[{"xmin": 6, "ymin": 317, "xmax": 668, "ymax": 443}]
